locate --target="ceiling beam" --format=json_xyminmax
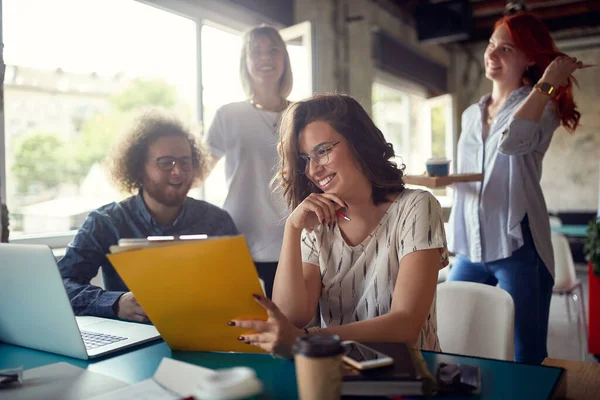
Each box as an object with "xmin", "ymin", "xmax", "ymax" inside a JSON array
[
  {"xmin": 372, "ymin": 0, "xmax": 412, "ymax": 22},
  {"xmin": 469, "ymin": 11, "xmax": 600, "ymax": 42},
  {"xmin": 474, "ymin": 1, "xmax": 600, "ymax": 29},
  {"xmin": 472, "ymin": 0, "xmax": 590, "ymax": 16}
]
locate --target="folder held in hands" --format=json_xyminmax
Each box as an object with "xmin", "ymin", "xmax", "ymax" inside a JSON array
[{"xmin": 107, "ymin": 235, "xmax": 268, "ymax": 353}]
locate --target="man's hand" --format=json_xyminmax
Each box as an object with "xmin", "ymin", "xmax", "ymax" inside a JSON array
[{"xmin": 115, "ymin": 292, "xmax": 149, "ymax": 323}]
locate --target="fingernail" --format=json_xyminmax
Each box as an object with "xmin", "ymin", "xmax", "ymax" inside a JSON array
[
  {"xmin": 227, "ymin": 321, "xmax": 235, "ymax": 326},
  {"xmin": 238, "ymin": 336, "xmax": 244, "ymax": 341},
  {"xmin": 252, "ymin": 294, "xmax": 262, "ymax": 300}
]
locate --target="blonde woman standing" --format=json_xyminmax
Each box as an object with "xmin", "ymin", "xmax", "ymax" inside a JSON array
[{"xmin": 205, "ymin": 26, "xmax": 293, "ymax": 298}]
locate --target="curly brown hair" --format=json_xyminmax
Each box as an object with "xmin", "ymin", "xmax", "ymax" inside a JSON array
[
  {"xmin": 274, "ymin": 94, "xmax": 405, "ymax": 210},
  {"xmin": 110, "ymin": 111, "xmax": 208, "ymax": 193}
]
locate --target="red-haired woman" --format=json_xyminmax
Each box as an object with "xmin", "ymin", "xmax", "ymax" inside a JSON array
[{"xmin": 447, "ymin": 12, "xmax": 585, "ymax": 364}]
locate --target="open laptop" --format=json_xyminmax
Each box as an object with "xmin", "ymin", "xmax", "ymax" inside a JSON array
[{"xmin": 0, "ymin": 243, "xmax": 161, "ymax": 360}]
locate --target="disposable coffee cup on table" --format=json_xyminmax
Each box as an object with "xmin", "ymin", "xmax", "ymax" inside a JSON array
[
  {"xmin": 293, "ymin": 333, "xmax": 345, "ymax": 400},
  {"xmin": 426, "ymin": 157, "xmax": 451, "ymax": 177}
]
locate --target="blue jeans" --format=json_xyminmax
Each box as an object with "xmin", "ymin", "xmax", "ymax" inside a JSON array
[{"xmin": 447, "ymin": 219, "xmax": 554, "ymax": 364}]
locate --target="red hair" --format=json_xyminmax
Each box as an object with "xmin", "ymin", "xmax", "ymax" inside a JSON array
[{"xmin": 495, "ymin": 13, "xmax": 580, "ymax": 133}]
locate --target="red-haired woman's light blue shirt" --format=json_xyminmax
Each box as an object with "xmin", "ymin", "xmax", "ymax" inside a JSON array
[{"xmin": 448, "ymin": 86, "xmax": 560, "ymax": 277}]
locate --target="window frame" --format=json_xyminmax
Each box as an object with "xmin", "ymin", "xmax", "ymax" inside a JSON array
[
  {"xmin": 420, "ymin": 93, "xmax": 456, "ymax": 208},
  {"xmin": 372, "ymin": 70, "xmax": 457, "ymax": 208}
]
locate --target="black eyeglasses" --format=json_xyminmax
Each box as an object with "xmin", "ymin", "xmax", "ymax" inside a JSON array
[
  {"xmin": 298, "ymin": 141, "xmax": 340, "ymax": 174},
  {"xmin": 156, "ymin": 156, "xmax": 193, "ymax": 172}
]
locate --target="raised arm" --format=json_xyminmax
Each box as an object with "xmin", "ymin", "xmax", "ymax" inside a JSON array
[
  {"xmin": 498, "ymin": 96, "xmax": 559, "ymax": 156},
  {"xmin": 272, "ymin": 192, "xmax": 346, "ymax": 327},
  {"xmin": 272, "ymin": 221, "xmax": 322, "ymax": 328},
  {"xmin": 500, "ymin": 56, "xmax": 582, "ymax": 155}
]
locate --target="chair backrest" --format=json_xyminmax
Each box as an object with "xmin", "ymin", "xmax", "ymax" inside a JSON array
[
  {"xmin": 551, "ymin": 232, "xmax": 577, "ymax": 292},
  {"xmin": 0, "ymin": 204, "xmax": 8, "ymax": 242},
  {"xmin": 549, "ymin": 215, "xmax": 562, "ymax": 227},
  {"xmin": 436, "ymin": 281, "xmax": 515, "ymax": 361}
]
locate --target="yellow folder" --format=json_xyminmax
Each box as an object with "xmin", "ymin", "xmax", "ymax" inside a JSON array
[{"xmin": 106, "ymin": 235, "xmax": 268, "ymax": 353}]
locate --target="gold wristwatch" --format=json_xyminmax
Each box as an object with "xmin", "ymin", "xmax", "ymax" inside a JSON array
[{"xmin": 534, "ymin": 82, "xmax": 556, "ymax": 96}]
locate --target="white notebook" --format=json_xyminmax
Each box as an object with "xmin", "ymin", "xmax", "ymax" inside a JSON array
[{"xmin": 89, "ymin": 358, "xmax": 215, "ymax": 400}]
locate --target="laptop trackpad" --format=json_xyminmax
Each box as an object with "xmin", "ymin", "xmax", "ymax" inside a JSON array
[
  {"xmin": 76, "ymin": 316, "xmax": 114, "ymax": 328},
  {"xmin": 76, "ymin": 316, "xmax": 159, "ymax": 338}
]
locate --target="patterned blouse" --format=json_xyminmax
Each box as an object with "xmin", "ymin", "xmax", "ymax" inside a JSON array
[{"xmin": 301, "ymin": 189, "xmax": 449, "ymax": 351}]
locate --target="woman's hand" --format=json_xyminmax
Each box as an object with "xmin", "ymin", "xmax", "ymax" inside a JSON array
[
  {"xmin": 230, "ymin": 294, "xmax": 305, "ymax": 358},
  {"xmin": 540, "ymin": 55, "xmax": 584, "ymax": 88},
  {"xmin": 287, "ymin": 193, "xmax": 347, "ymax": 232}
]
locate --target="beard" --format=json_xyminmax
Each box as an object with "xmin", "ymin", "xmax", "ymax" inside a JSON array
[{"xmin": 142, "ymin": 178, "xmax": 192, "ymax": 208}]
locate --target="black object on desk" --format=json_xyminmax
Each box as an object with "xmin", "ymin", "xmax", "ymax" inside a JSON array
[
  {"xmin": 341, "ymin": 342, "xmax": 436, "ymax": 397},
  {"xmin": 436, "ymin": 362, "xmax": 482, "ymax": 395},
  {"xmin": 0, "ymin": 367, "xmax": 23, "ymax": 388}
]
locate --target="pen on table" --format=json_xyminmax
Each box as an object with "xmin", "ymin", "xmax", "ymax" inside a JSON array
[{"xmin": 335, "ymin": 210, "xmax": 351, "ymax": 221}]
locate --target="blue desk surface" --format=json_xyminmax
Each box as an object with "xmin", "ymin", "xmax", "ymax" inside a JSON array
[
  {"xmin": 0, "ymin": 341, "xmax": 563, "ymax": 400},
  {"xmin": 552, "ymin": 224, "xmax": 589, "ymax": 238}
]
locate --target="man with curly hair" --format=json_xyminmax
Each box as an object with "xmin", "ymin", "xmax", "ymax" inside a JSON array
[{"xmin": 59, "ymin": 112, "xmax": 237, "ymax": 322}]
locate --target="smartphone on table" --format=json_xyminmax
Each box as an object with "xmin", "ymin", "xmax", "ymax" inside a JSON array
[{"xmin": 341, "ymin": 341, "xmax": 394, "ymax": 370}]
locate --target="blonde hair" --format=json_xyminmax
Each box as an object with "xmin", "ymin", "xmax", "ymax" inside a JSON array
[{"xmin": 239, "ymin": 25, "xmax": 293, "ymax": 99}]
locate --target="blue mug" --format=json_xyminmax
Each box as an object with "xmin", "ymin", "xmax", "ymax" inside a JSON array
[{"xmin": 426, "ymin": 158, "xmax": 451, "ymax": 177}]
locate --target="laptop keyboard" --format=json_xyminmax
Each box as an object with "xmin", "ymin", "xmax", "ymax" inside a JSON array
[{"xmin": 81, "ymin": 331, "xmax": 127, "ymax": 350}]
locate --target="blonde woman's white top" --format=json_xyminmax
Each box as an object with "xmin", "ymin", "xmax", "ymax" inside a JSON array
[
  {"xmin": 205, "ymin": 101, "xmax": 289, "ymax": 262},
  {"xmin": 301, "ymin": 189, "xmax": 449, "ymax": 351}
]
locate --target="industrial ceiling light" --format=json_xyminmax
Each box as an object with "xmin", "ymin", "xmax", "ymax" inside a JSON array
[{"xmin": 504, "ymin": 1, "xmax": 528, "ymax": 15}]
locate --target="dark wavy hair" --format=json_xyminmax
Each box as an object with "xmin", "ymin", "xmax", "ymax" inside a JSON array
[
  {"xmin": 274, "ymin": 94, "xmax": 405, "ymax": 209},
  {"xmin": 110, "ymin": 110, "xmax": 208, "ymax": 193}
]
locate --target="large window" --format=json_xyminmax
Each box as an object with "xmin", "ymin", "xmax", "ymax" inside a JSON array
[
  {"xmin": 1, "ymin": 1, "xmax": 314, "ymax": 243},
  {"xmin": 372, "ymin": 80, "xmax": 425, "ymax": 174},
  {"xmin": 200, "ymin": 24, "xmax": 245, "ymax": 207},
  {"xmin": 2, "ymin": 0, "xmax": 197, "ymax": 239},
  {"xmin": 372, "ymin": 76, "xmax": 455, "ymax": 207}
]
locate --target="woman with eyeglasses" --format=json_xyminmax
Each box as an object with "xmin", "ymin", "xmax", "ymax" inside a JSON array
[
  {"xmin": 204, "ymin": 26, "xmax": 293, "ymax": 299},
  {"xmin": 447, "ymin": 13, "xmax": 586, "ymax": 364},
  {"xmin": 227, "ymin": 94, "xmax": 449, "ymax": 358}
]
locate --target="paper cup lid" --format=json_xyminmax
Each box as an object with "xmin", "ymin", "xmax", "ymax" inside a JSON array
[
  {"xmin": 293, "ymin": 333, "xmax": 344, "ymax": 357},
  {"xmin": 194, "ymin": 366, "xmax": 263, "ymax": 400}
]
